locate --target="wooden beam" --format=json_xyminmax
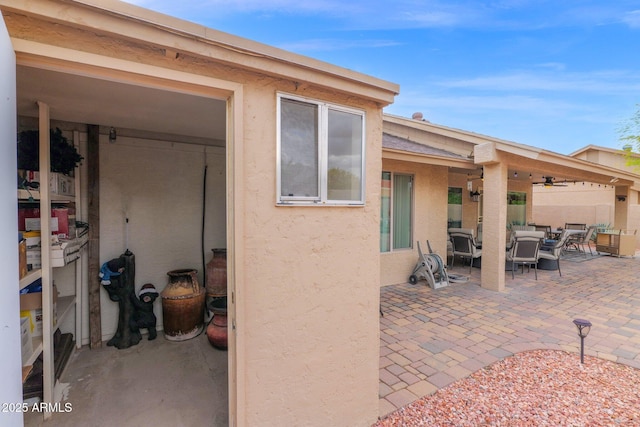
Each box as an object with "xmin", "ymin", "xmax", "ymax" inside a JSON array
[{"xmin": 87, "ymin": 124, "xmax": 101, "ymax": 349}]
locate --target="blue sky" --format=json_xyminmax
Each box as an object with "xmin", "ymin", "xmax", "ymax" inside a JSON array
[{"xmin": 124, "ymin": 0, "xmax": 640, "ymax": 155}]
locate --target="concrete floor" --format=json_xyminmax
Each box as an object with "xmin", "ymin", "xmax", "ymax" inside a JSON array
[{"xmin": 24, "ymin": 332, "xmax": 228, "ymax": 427}]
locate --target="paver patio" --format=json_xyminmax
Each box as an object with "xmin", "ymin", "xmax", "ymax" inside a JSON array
[{"xmin": 379, "ymin": 248, "xmax": 640, "ymax": 417}]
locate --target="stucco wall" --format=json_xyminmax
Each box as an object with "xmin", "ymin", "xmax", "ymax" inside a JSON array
[
  {"xmin": 380, "ymin": 160, "xmax": 448, "ymax": 286},
  {"xmin": 240, "ymin": 84, "xmax": 383, "ymax": 426},
  {"xmin": 532, "ymin": 185, "xmax": 615, "ymax": 228}
]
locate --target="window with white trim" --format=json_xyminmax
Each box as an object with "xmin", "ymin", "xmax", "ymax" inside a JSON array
[{"xmin": 277, "ymin": 94, "xmax": 365, "ymax": 205}]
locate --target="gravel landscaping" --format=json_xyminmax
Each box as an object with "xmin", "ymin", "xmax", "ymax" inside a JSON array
[{"xmin": 374, "ymin": 349, "xmax": 640, "ymax": 426}]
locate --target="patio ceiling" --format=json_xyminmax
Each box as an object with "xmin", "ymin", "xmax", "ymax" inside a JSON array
[{"xmin": 16, "ymin": 64, "xmax": 227, "ymax": 146}]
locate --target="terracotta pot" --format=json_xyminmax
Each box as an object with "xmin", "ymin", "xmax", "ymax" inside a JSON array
[
  {"xmin": 206, "ymin": 248, "xmax": 227, "ymax": 298},
  {"xmin": 161, "ymin": 269, "xmax": 205, "ymax": 341},
  {"xmin": 206, "ymin": 308, "xmax": 228, "ymax": 350}
]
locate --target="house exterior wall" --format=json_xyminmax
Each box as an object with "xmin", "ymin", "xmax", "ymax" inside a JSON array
[
  {"xmin": 238, "ymin": 84, "xmax": 385, "ymax": 426},
  {"xmin": 380, "ymin": 159, "xmax": 448, "ymax": 286}
]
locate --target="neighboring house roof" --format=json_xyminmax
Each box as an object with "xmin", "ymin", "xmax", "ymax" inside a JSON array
[
  {"xmin": 570, "ymin": 144, "xmax": 632, "ymax": 157},
  {"xmin": 382, "ymin": 133, "xmax": 467, "ymax": 160}
]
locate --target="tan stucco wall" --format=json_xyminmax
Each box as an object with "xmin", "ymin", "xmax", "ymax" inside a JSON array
[
  {"xmin": 533, "ymin": 184, "xmax": 640, "ymax": 248},
  {"xmin": 238, "ymin": 83, "xmax": 384, "ymax": 426},
  {"xmin": 380, "ymin": 159, "xmax": 448, "ymax": 286},
  {"xmin": 532, "ymin": 185, "xmax": 615, "ymax": 228}
]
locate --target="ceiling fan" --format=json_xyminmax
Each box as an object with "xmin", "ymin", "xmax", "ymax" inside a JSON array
[{"xmin": 533, "ymin": 176, "xmax": 568, "ymax": 187}]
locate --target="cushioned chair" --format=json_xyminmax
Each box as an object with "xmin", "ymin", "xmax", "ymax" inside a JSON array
[
  {"xmin": 507, "ymin": 230, "xmax": 545, "ymax": 251},
  {"xmin": 506, "ymin": 235, "xmax": 542, "ymax": 279},
  {"xmin": 564, "ymin": 223, "xmax": 586, "ymax": 230},
  {"xmin": 534, "ymin": 225, "xmax": 552, "ymax": 239},
  {"xmin": 538, "ymin": 230, "xmax": 571, "ymax": 276},
  {"xmin": 448, "ymin": 228, "xmax": 482, "ymax": 272}
]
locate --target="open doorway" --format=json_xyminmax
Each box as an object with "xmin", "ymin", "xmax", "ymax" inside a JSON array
[{"xmin": 16, "ymin": 62, "xmax": 233, "ymax": 425}]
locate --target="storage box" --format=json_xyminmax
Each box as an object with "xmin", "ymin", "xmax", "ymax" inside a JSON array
[
  {"xmin": 20, "ymin": 206, "xmax": 75, "ymax": 239},
  {"xmin": 22, "ymin": 170, "xmax": 74, "ymax": 196},
  {"xmin": 26, "ymin": 247, "xmax": 41, "ymax": 270},
  {"xmin": 20, "ymin": 316, "xmax": 33, "ymax": 365},
  {"xmin": 20, "ymin": 284, "xmax": 58, "ymax": 337}
]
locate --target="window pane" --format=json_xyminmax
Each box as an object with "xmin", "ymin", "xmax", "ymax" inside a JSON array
[
  {"xmin": 507, "ymin": 191, "xmax": 527, "ymax": 226},
  {"xmin": 280, "ymin": 98, "xmax": 319, "ymax": 198},
  {"xmin": 380, "ymin": 172, "xmax": 391, "ymax": 252},
  {"xmin": 393, "ymin": 174, "xmax": 412, "ymax": 249},
  {"xmin": 447, "ymin": 187, "xmax": 462, "ymax": 229},
  {"xmin": 327, "ymin": 109, "xmax": 363, "ymax": 201}
]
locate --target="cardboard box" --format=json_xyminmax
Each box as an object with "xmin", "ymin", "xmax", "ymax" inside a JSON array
[
  {"xmin": 20, "ymin": 316, "xmax": 33, "ymax": 365},
  {"xmin": 20, "ymin": 206, "xmax": 75, "ymax": 239},
  {"xmin": 26, "ymin": 247, "xmax": 41, "ymax": 270},
  {"xmin": 19, "ymin": 239, "xmax": 27, "ymax": 279},
  {"xmin": 19, "ymin": 284, "xmax": 58, "ymax": 337},
  {"xmin": 22, "ymin": 170, "xmax": 75, "ymax": 196}
]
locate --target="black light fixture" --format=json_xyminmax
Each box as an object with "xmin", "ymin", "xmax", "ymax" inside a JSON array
[
  {"xmin": 514, "ymin": 171, "xmax": 518, "ymax": 178},
  {"xmin": 617, "ymin": 195, "xmax": 627, "ymax": 202},
  {"xmin": 109, "ymin": 127, "xmax": 117, "ymax": 143},
  {"xmin": 470, "ymin": 190, "xmax": 481, "ymax": 202},
  {"xmin": 573, "ymin": 318, "xmax": 592, "ymax": 364}
]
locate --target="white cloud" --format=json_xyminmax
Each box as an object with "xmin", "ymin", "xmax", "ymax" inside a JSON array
[
  {"xmin": 433, "ymin": 70, "xmax": 640, "ymax": 95},
  {"xmin": 622, "ymin": 10, "xmax": 640, "ymax": 28}
]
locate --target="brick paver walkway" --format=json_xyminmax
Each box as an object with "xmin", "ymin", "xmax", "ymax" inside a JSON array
[{"xmin": 379, "ymin": 248, "xmax": 640, "ymax": 416}]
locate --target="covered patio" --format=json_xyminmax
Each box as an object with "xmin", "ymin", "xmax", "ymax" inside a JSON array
[
  {"xmin": 381, "ymin": 113, "xmax": 640, "ymax": 292},
  {"xmin": 379, "ymin": 248, "xmax": 640, "ymax": 417}
]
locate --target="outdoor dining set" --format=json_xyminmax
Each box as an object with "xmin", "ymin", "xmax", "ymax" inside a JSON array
[{"xmin": 447, "ymin": 223, "xmax": 598, "ymax": 280}]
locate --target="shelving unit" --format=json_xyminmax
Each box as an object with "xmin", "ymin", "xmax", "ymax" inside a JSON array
[
  {"xmin": 596, "ymin": 229, "xmax": 637, "ymax": 257},
  {"xmin": 18, "ymin": 104, "xmax": 84, "ymax": 420}
]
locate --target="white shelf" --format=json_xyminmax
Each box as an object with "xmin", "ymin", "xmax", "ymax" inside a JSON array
[
  {"xmin": 57, "ymin": 295, "xmax": 76, "ymax": 326},
  {"xmin": 23, "ymin": 336, "xmax": 43, "ymax": 368},
  {"xmin": 19, "ymin": 269, "xmax": 42, "ymax": 291},
  {"xmin": 18, "ymin": 117, "xmax": 84, "ymax": 418},
  {"xmin": 18, "ymin": 189, "xmax": 75, "ymax": 203}
]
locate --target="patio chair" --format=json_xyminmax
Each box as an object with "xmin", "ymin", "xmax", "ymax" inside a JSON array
[
  {"xmin": 538, "ymin": 230, "xmax": 571, "ymax": 276},
  {"xmin": 506, "ymin": 235, "xmax": 542, "ymax": 279},
  {"xmin": 448, "ymin": 228, "xmax": 482, "ymax": 272},
  {"xmin": 572, "ymin": 225, "xmax": 597, "ymax": 256},
  {"xmin": 534, "ymin": 225, "xmax": 552, "ymax": 239},
  {"xmin": 507, "ymin": 230, "xmax": 545, "ymax": 251},
  {"xmin": 564, "ymin": 223, "xmax": 586, "ymax": 230}
]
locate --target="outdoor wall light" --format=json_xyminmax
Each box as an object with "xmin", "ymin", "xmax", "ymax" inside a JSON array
[
  {"xmin": 617, "ymin": 195, "xmax": 627, "ymax": 202},
  {"xmin": 470, "ymin": 190, "xmax": 481, "ymax": 202},
  {"xmin": 573, "ymin": 318, "xmax": 592, "ymax": 364},
  {"xmin": 109, "ymin": 127, "xmax": 117, "ymax": 143}
]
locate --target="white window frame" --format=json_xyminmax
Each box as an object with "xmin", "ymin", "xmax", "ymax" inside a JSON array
[{"xmin": 276, "ymin": 93, "xmax": 366, "ymax": 205}]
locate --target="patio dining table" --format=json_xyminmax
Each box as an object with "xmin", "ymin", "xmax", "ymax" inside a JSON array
[{"xmin": 550, "ymin": 228, "xmax": 586, "ymax": 240}]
